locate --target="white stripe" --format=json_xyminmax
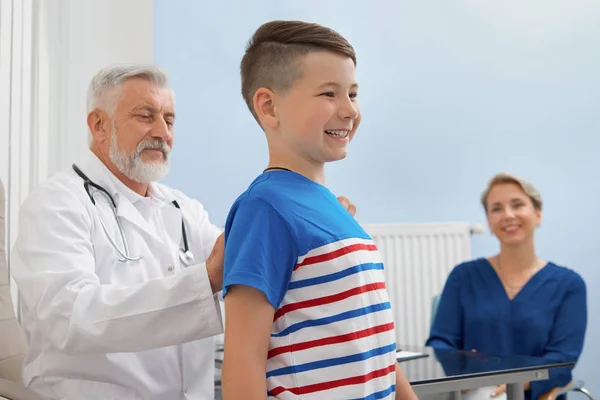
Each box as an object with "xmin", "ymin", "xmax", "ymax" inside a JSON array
[
  {"xmin": 291, "ymin": 247, "xmax": 383, "ymax": 283},
  {"xmin": 292, "ymin": 350, "xmax": 395, "ymax": 390},
  {"xmin": 296, "ymin": 237, "xmax": 375, "ymax": 264},
  {"xmin": 311, "ymin": 377, "xmax": 396, "ymax": 400},
  {"xmin": 274, "ymin": 288, "xmax": 390, "ymax": 336},
  {"xmin": 270, "ymin": 304, "xmax": 395, "ymax": 352},
  {"xmin": 269, "ymin": 326, "xmax": 396, "ymax": 371},
  {"xmin": 266, "ymin": 345, "xmax": 396, "ymax": 398},
  {"xmin": 282, "ymin": 267, "xmax": 387, "ymax": 305}
]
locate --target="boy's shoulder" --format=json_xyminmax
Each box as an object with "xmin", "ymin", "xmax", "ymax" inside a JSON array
[
  {"xmin": 232, "ymin": 171, "xmax": 326, "ymax": 212},
  {"xmin": 245, "ymin": 172, "xmax": 292, "ymax": 198},
  {"xmin": 228, "ymin": 171, "xmax": 365, "ymax": 242}
]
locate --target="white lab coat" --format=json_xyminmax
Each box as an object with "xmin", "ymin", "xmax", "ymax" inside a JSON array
[{"xmin": 10, "ymin": 151, "xmax": 224, "ymax": 400}]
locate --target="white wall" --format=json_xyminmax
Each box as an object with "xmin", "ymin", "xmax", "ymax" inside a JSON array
[
  {"xmin": 0, "ymin": 0, "xmax": 154, "ymax": 314},
  {"xmin": 44, "ymin": 0, "xmax": 155, "ymax": 176}
]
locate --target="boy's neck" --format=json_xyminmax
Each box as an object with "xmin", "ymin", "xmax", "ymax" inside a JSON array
[{"xmin": 266, "ymin": 153, "xmax": 326, "ymax": 185}]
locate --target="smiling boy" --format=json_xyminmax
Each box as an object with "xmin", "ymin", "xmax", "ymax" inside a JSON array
[{"xmin": 221, "ymin": 20, "xmax": 417, "ymax": 400}]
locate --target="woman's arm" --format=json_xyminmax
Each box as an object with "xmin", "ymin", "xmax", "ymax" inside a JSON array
[
  {"xmin": 529, "ymin": 274, "xmax": 587, "ymax": 399},
  {"xmin": 425, "ymin": 266, "xmax": 464, "ymax": 349}
]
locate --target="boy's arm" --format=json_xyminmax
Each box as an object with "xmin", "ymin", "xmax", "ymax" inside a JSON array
[
  {"xmin": 395, "ymin": 363, "xmax": 418, "ymax": 400},
  {"xmin": 222, "ymin": 284, "xmax": 274, "ymax": 400},
  {"xmin": 221, "ymin": 197, "xmax": 297, "ymax": 399}
]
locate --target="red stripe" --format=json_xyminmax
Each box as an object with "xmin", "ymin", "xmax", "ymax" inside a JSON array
[
  {"xmin": 294, "ymin": 243, "xmax": 377, "ymax": 271},
  {"xmin": 273, "ymin": 282, "xmax": 387, "ymax": 322},
  {"xmin": 268, "ymin": 321, "xmax": 395, "ymax": 359},
  {"xmin": 269, "ymin": 363, "xmax": 396, "ymax": 396}
]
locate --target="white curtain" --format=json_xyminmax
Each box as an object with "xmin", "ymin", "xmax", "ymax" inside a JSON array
[
  {"xmin": 0, "ymin": 0, "xmax": 154, "ymax": 319},
  {"xmin": 0, "ymin": 0, "xmax": 47, "ymax": 318}
]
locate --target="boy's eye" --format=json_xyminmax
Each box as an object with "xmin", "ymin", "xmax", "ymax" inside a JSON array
[
  {"xmin": 349, "ymin": 92, "xmax": 358, "ymax": 99},
  {"xmin": 320, "ymin": 92, "xmax": 335, "ymax": 98}
]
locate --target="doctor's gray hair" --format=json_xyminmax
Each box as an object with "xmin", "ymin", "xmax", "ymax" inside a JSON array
[
  {"xmin": 87, "ymin": 65, "xmax": 171, "ymax": 143},
  {"xmin": 87, "ymin": 64, "xmax": 171, "ymax": 113}
]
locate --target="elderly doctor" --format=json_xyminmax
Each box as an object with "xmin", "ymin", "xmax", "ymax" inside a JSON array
[{"xmin": 10, "ymin": 64, "xmax": 357, "ymax": 400}]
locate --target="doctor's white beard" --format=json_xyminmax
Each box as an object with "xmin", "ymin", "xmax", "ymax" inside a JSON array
[{"xmin": 109, "ymin": 129, "xmax": 171, "ymax": 183}]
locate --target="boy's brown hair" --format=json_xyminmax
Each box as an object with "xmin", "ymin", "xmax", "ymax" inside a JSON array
[{"xmin": 241, "ymin": 20, "xmax": 356, "ymax": 124}]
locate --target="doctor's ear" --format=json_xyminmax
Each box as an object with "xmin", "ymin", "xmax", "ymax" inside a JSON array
[{"xmin": 87, "ymin": 109, "xmax": 109, "ymax": 143}]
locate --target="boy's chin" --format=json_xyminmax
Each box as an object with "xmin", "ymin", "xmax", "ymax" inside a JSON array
[{"xmin": 323, "ymin": 152, "xmax": 349, "ymax": 162}]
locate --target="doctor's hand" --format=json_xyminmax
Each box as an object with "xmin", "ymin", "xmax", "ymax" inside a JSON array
[
  {"xmin": 337, "ymin": 196, "xmax": 357, "ymax": 217},
  {"xmin": 206, "ymin": 233, "xmax": 224, "ymax": 294}
]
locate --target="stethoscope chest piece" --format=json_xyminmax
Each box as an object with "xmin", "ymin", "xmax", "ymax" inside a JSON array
[{"xmin": 179, "ymin": 249, "xmax": 195, "ymax": 266}]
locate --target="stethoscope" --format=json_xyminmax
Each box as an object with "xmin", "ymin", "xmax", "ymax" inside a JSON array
[{"xmin": 72, "ymin": 164, "xmax": 195, "ymax": 266}]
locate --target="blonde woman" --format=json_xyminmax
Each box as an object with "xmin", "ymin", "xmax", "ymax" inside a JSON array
[{"xmin": 426, "ymin": 173, "xmax": 587, "ymax": 399}]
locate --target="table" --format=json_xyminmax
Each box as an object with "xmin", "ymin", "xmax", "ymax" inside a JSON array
[
  {"xmin": 213, "ymin": 345, "xmax": 573, "ymax": 399},
  {"xmin": 399, "ymin": 346, "xmax": 574, "ymax": 400}
]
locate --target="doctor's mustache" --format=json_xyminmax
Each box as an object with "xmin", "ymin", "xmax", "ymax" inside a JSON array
[{"xmin": 135, "ymin": 138, "xmax": 172, "ymax": 159}]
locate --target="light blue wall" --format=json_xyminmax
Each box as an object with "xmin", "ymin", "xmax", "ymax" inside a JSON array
[{"xmin": 155, "ymin": 0, "xmax": 600, "ymax": 391}]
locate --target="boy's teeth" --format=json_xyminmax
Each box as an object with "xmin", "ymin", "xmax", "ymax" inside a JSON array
[{"xmin": 325, "ymin": 130, "xmax": 349, "ymax": 138}]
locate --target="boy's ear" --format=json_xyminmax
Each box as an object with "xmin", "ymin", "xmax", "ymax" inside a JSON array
[{"xmin": 253, "ymin": 88, "xmax": 278, "ymax": 129}]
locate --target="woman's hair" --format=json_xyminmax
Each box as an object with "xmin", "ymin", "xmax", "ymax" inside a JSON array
[{"xmin": 481, "ymin": 172, "xmax": 543, "ymax": 212}]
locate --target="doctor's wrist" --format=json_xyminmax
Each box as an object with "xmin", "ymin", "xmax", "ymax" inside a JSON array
[
  {"xmin": 205, "ymin": 233, "xmax": 224, "ymax": 294},
  {"xmin": 206, "ymin": 262, "xmax": 222, "ymax": 294}
]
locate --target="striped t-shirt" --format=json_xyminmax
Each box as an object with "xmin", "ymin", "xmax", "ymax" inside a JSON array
[{"xmin": 223, "ymin": 170, "xmax": 397, "ymax": 399}]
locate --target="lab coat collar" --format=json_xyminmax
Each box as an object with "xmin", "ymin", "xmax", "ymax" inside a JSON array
[
  {"xmin": 78, "ymin": 150, "xmax": 173, "ymax": 206},
  {"xmin": 74, "ymin": 151, "xmax": 181, "ymax": 249}
]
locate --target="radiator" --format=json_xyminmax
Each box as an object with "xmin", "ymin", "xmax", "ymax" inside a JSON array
[{"xmin": 362, "ymin": 222, "xmax": 483, "ymax": 349}]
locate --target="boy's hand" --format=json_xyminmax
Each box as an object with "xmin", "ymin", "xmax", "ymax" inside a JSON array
[
  {"xmin": 396, "ymin": 363, "xmax": 418, "ymax": 400},
  {"xmin": 337, "ymin": 196, "xmax": 357, "ymax": 216},
  {"xmin": 222, "ymin": 285, "xmax": 274, "ymax": 400}
]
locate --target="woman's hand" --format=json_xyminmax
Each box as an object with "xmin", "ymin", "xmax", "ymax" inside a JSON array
[
  {"xmin": 491, "ymin": 384, "xmax": 506, "ymax": 397},
  {"xmin": 538, "ymin": 388, "xmax": 559, "ymax": 400},
  {"xmin": 539, "ymin": 381, "xmax": 574, "ymax": 400}
]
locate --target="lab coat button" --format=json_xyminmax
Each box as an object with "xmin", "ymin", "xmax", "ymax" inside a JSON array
[{"xmin": 168, "ymin": 266, "xmax": 173, "ymax": 272}]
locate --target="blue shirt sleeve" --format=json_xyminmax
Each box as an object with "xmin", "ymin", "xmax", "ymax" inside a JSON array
[
  {"xmin": 222, "ymin": 197, "xmax": 298, "ymax": 309},
  {"xmin": 529, "ymin": 274, "xmax": 587, "ymax": 399},
  {"xmin": 426, "ymin": 265, "xmax": 464, "ymax": 349}
]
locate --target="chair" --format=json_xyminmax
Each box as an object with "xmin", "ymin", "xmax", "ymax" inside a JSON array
[
  {"xmin": 430, "ymin": 295, "xmax": 594, "ymax": 399},
  {"xmin": 0, "ymin": 178, "xmax": 48, "ymax": 400}
]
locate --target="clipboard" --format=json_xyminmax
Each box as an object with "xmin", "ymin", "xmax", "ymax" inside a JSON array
[{"xmin": 396, "ymin": 349, "xmax": 429, "ymax": 362}]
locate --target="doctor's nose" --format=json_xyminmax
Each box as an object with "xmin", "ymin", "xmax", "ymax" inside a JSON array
[{"xmin": 151, "ymin": 118, "xmax": 174, "ymax": 143}]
